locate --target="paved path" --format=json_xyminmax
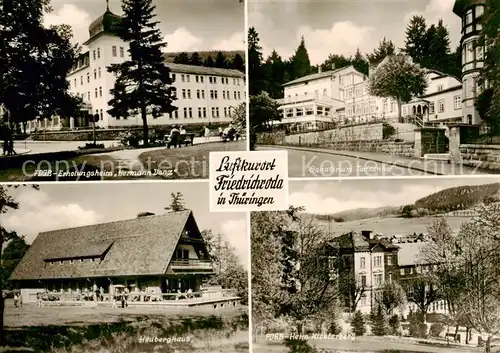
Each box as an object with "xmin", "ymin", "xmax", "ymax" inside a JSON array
[
  {"xmin": 94, "ymin": 136, "xmax": 222, "ymax": 171},
  {"xmin": 259, "ymin": 145, "xmax": 490, "ymax": 177}
]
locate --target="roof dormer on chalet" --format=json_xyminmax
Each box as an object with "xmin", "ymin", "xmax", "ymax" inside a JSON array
[{"xmin": 86, "ymin": 2, "xmax": 123, "ymax": 45}]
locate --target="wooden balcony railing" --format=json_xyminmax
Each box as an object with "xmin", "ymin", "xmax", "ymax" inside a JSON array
[{"xmin": 170, "ymin": 259, "xmax": 213, "ymax": 270}]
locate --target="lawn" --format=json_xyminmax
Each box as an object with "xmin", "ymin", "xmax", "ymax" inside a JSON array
[
  {"xmin": 4, "ymin": 301, "xmax": 249, "ymax": 353},
  {"xmin": 138, "ymin": 140, "xmax": 246, "ymax": 179}
]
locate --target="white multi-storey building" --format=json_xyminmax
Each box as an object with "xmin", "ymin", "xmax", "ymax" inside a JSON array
[
  {"xmin": 277, "ymin": 59, "xmax": 468, "ymax": 130},
  {"xmin": 28, "ymin": 5, "xmax": 245, "ymax": 132}
]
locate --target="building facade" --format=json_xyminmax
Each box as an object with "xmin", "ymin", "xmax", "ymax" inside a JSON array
[
  {"xmin": 10, "ymin": 210, "xmax": 215, "ymax": 304},
  {"xmin": 329, "ymin": 231, "xmax": 449, "ymax": 317},
  {"xmin": 27, "ymin": 6, "xmax": 245, "ymax": 132},
  {"xmin": 453, "ymin": 0, "xmax": 486, "ymax": 125}
]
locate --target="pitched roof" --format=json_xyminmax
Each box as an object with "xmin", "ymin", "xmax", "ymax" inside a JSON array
[
  {"xmin": 283, "ymin": 66, "xmax": 355, "ymax": 87},
  {"xmin": 10, "ymin": 210, "xmax": 193, "ymax": 281},
  {"xmin": 397, "ymin": 242, "xmax": 429, "ymax": 267},
  {"xmin": 333, "ymin": 231, "xmax": 398, "ymax": 252},
  {"xmin": 165, "ymin": 62, "xmax": 245, "ymax": 78}
]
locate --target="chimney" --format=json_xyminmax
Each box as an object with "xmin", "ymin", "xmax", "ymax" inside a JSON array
[
  {"xmin": 361, "ymin": 230, "xmax": 373, "ymax": 240},
  {"xmin": 331, "ymin": 63, "xmax": 335, "ymax": 70},
  {"xmin": 318, "ymin": 66, "xmax": 322, "ymax": 74}
]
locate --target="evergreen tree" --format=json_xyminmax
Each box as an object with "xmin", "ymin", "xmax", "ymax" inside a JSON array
[
  {"xmin": 173, "ymin": 52, "xmax": 190, "ymax": 64},
  {"xmin": 367, "ymin": 37, "xmax": 396, "ymax": 64},
  {"xmin": 404, "ymin": 15, "xmax": 428, "ymax": 66},
  {"xmin": 352, "ymin": 48, "xmax": 369, "ymax": 76},
  {"xmin": 426, "ymin": 19, "xmax": 451, "ymax": 72},
  {"xmin": 189, "ymin": 52, "xmax": 203, "ymax": 66},
  {"xmin": 204, "ymin": 55, "xmax": 215, "ymax": 67},
  {"xmin": 214, "ymin": 51, "xmax": 227, "ymax": 68},
  {"xmin": 351, "ymin": 311, "xmax": 366, "ymax": 336},
  {"xmin": 231, "ymin": 53, "xmax": 245, "ymax": 72},
  {"xmin": 0, "ymin": 0, "xmax": 79, "ymax": 131},
  {"xmin": 248, "ymin": 27, "xmax": 266, "ymax": 95},
  {"xmin": 320, "ymin": 53, "xmax": 351, "ymax": 72},
  {"xmin": 107, "ymin": 0, "xmax": 176, "ymax": 147},
  {"xmin": 290, "ymin": 36, "xmax": 311, "ymax": 79},
  {"xmin": 370, "ymin": 306, "xmax": 387, "ymax": 336},
  {"xmin": 263, "ymin": 50, "xmax": 286, "ymax": 98},
  {"xmin": 165, "ymin": 192, "xmax": 186, "ymax": 212}
]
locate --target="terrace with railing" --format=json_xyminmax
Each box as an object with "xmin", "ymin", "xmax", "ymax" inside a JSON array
[
  {"xmin": 29, "ymin": 288, "xmax": 239, "ymax": 306},
  {"xmin": 170, "ymin": 259, "xmax": 213, "ymax": 270}
]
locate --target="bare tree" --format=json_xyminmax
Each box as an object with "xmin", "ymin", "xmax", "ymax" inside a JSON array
[
  {"xmin": 375, "ymin": 282, "xmax": 407, "ymax": 316},
  {"xmin": 421, "ymin": 206, "xmax": 500, "ymax": 352}
]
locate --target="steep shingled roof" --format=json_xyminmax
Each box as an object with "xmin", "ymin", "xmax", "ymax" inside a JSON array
[{"xmin": 10, "ymin": 210, "xmax": 194, "ymax": 281}]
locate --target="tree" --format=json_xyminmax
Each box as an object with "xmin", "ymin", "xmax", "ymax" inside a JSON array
[
  {"xmin": 338, "ymin": 272, "xmax": 367, "ymax": 313},
  {"xmin": 231, "ymin": 102, "xmax": 246, "ymax": 137},
  {"xmin": 214, "ymin": 51, "xmax": 227, "ymax": 68},
  {"xmin": 402, "ymin": 274, "xmax": 440, "ymax": 323},
  {"xmin": 479, "ymin": 0, "xmax": 500, "ymax": 132},
  {"xmin": 367, "ymin": 37, "xmax": 396, "ymax": 64},
  {"xmin": 351, "ymin": 48, "xmax": 369, "ymax": 76},
  {"xmin": 370, "ymin": 305, "xmax": 387, "ymax": 336},
  {"xmin": 173, "ymin": 52, "xmax": 190, "ymax": 64},
  {"xmin": 0, "ymin": 1, "xmax": 79, "ymax": 131},
  {"xmin": 0, "ymin": 232, "xmax": 28, "ymax": 290},
  {"xmin": 164, "ymin": 192, "xmax": 185, "ymax": 212},
  {"xmin": 375, "ymin": 282, "xmax": 407, "ymax": 316},
  {"xmin": 107, "ymin": 0, "xmax": 177, "ymax": 147},
  {"xmin": 476, "ymin": 88, "xmax": 498, "ymax": 134},
  {"xmin": 202, "ymin": 230, "xmax": 248, "ymax": 304},
  {"xmin": 423, "ymin": 205, "xmax": 500, "ymax": 352},
  {"xmin": 231, "ymin": 53, "xmax": 245, "ymax": 72},
  {"xmin": 248, "ymin": 27, "xmax": 266, "ymax": 96},
  {"xmin": 250, "ymin": 92, "xmax": 281, "ymax": 131},
  {"xmin": 404, "ymin": 15, "xmax": 428, "ymax": 66},
  {"xmin": 0, "ymin": 185, "xmax": 38, "ymax": 345},
  {"xmin": 426, "ymin": 20, "xmax": 451, "ymax": 72},
  {"xmin": 203, "ymin": 55, "xmax": 214, "ymax": 67},
  {"xmin": 263, "ymin": 50, "xmax": 286, "ymax": 98},
  {"xmin": 189, "ymin": 52, "xmax": 203, "ymax": 66},
  {"xmin": 351, "ymin": 311, "xmax": 366, "ymax": 336},
  {"xmin": 290, "ymin": 36, "xmax": 311, "ymax": 80},
  {"xmin": 320, "ymin": 53, "xmax": 351, "ymax": 72},
  {"xmin": 369, "ymin": 54, "xmax": 428, "ymax": 121}
]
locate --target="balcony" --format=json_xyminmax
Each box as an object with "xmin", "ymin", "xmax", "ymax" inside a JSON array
[
  {"xmin": 277, "ymin": 93, "xmax": 340, "ymax": 107},
  {"xmin": 170, "ymin": 259, "xmax": 213, "ymax": 271}
]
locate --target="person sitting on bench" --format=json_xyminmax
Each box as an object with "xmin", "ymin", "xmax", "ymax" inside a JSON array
[{"xmin": 168, "ymin": 125, "xmax": 180, "ymax": 148}]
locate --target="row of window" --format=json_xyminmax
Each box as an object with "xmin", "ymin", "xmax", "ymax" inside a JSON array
[
  {"xmin": 463, "ymin": 5, "xmax": 484, "ymax": 34},
  {"xmin": 177, "ymin": 89, "xmax": 242, "ymax": 100},
  {"xmin": 346, "ymin": 85, "xmax": 369, "ymax": 99},
  {"xmin": 427, "ymin": 95, "xmax": 462, "ymax": 115},
  {"xmin": 359, "ymin": 254, "xmax": 392, "ymax": 269},
  {"xmin": 177, "ymin": 74, "xmax": 241, "ymax": 86},
  {"xmin": 91, "ymin": 46, "xmax": 125, "ymax": 61},
  {"xmin": 284, "ymin": 106, "xmax": 331, "ymax": 117},
  {"xmin": 177, "ymin": 106, "xmax": 234, "ymax": 119},
  {"xmin": 72, "ymin": 67, "xmax": 104, "ymax": 88},
  {"xmin": 49, "ymin": 257, "xmax": 99, "ymax": 265},
  {"xmin": 400, "ymin": 264, "xmax": 438, "ymax": 276},
  {"xmin": 359, "ymin": 273, "xmax": 384, "ymax": 288}
]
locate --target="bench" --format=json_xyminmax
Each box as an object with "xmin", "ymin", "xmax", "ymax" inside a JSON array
[{"xmin": 166, "ymin": 133, "xmax": 195, "ymax": 148}]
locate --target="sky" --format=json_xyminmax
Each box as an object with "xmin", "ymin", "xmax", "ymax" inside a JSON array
[
  {"xmin": 289, "ymin": 177, "xmax": 500, "ymax": 214},
  {"xmin": 1, "ymin": 182, "xmax": 249, "ymax": 268},
  {"xmin": 249, "ymin": 0, "xmax": 462, "ymax": 65},
  {"xmin": 44, "ymin": 0, "xmax": 245, "ymax": 52}
]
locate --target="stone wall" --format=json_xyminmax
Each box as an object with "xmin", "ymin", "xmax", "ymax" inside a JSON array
[
  {"xmin": 458, "ymin": 144, "xmax": 500, "ymax": 171},
  {"xmin": 283, "ymin": 123, "xmax": 384, "ymax": 145},
  {"xmin": 256, "ymin": 131, "xmax": 286, "ymax": 145},
  {"xmin": 328, "ymin": 141, "xmax": 414, "ymax": 158}
]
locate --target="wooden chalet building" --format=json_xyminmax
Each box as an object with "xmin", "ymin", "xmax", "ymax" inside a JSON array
[{"xmin": 10, "ymin": 210, "xmax": 216, "ymax": 303}]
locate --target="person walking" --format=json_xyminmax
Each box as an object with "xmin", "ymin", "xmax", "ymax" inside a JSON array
[
  {"xmin": 205, "ymin": 126, "xmax": 210, "ymax": 141},
  {"xmin": 36, "ymin": 292, "xmax": 43, "ymax": 307},
  {"xmin": 218, "ymin": 126, "xmax": 223, "ymax": 139},
  {"xmin": 13, "ymin": 292, "xmax": 19, "ymax": 308},
  {"xmin": 124, "ymin": 287, "xmax": 129, "ymax": 308}
]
